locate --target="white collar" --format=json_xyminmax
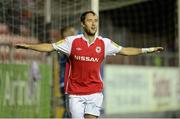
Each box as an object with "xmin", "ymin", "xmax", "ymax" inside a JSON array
[{"xmin": 81, "ymin": 34, "xmax": 97, "ymax": 46}]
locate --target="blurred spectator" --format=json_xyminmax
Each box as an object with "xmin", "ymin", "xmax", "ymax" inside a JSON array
[
  {"xmin": 28, "ymin": 60, "xmax": 41, "ymax": 101},
  {"xmin": 20, "ymin": 25, "xmax": 30, "ymax": 37},
  {"xmin": 49, "ymin": 29, "xmax": 61, "ymax": 43},
  {"xmin": 0, "ymin": 23, "xmax": 10, "ymax": 34}
]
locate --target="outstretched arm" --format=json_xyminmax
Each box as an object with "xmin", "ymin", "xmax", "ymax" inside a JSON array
[
  {"xmin": 118, "ymin": 47, "xmax": 164, "ymax": 56},
  {"xmin": 15, "ymin": 43, "xmax": 54, "ymax": 52}
]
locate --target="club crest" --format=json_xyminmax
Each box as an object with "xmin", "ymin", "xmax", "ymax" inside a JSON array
[{"xmin": 96, "ymin": 46, "xmax": 101, "ymax": 53}]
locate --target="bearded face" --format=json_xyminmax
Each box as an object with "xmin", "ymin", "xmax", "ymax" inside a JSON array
[{"xmin": 81, "ymin": 13, "xmax": 98, "ymax": 36}]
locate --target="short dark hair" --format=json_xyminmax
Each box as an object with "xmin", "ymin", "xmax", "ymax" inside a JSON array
[
  {"xmin": 61, "ymin": 26, "xmax": 72, "ymax": 35},
  {"xmin": 60, "ymin": 26, "xmax": 74, "ymax": 38},
  {"xmin": 80, "ymin": 10, "xmax": 96, "ymax": 23}
]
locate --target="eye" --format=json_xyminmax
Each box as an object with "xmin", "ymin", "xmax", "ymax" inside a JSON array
[{"xmin": 87, "ymin": 19, "xmax": 93, "ymax": 22}]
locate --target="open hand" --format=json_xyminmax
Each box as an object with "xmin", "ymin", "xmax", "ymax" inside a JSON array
[
  {"xmin": 15, "ymin": 44, "xmax": 29, "ymax": 49},
  {"xmin": 151, "ymin": 47, "xmax": 164, "ymax": 53}
]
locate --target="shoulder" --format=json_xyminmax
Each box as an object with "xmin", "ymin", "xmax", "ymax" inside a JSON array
[
  {"xmin": 65, "ymin": 34, "xmax": 82, "ymax": 41},
  {"xmin": 96, "ymin": 35, "xmax": 111, "ymax": 44}
]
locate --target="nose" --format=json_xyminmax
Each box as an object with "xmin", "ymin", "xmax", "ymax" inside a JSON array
[{"xmin": 92, "ymin": 21, "xmax": 96, "ymax": 26}]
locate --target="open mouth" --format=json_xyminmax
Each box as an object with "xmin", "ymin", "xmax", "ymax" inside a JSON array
[{"xmin": 91, "ymin": 27, "xmax": 96, "ymax": 30}]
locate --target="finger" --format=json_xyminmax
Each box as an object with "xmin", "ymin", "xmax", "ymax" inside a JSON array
[
  {"xmin": 158, "ymin": 47, "xmax": 164, "ymax": 51},
  {"xmin": 15, "ymin": 45, "xmax": 22, "ymax": 48},
  {"xmin": 156, "ymin": 47, "xmax": 164, "ymax": 52},
  {"xmin": 15, "ymin": 44, "xmax": 26, "ymax": 49}
]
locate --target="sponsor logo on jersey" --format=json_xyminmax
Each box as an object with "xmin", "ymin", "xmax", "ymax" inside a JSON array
[
  {"xmin": 96, "ymin": 46, "xmax": 101, "ymax": 53},
  {"xmin": 74, "ymin": 55, "xmax": 99, "ymax": 62},
  {"xmin": 76, "ymin": 47, "xmax": 82, "ymax": 51}
]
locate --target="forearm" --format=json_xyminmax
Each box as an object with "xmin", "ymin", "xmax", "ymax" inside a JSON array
[
  {"xmin": 16, "ymin": 43, "xmax": 54, "ymax": 52},
  {"xmin": 118, "ymin": 47, "xmax": 142, "ymax": 56},
  {"xmin": 28, "ymin": 43, "xmax": 54, "ymax": 52},
  {"xmin": 118, "ymin": 47, "xmax": 163, "ymax": 56}
]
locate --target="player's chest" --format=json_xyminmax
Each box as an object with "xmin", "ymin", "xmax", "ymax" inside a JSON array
[{"xmin": 71, "ymin": 40, "xmax": 104, "ymax": 57}]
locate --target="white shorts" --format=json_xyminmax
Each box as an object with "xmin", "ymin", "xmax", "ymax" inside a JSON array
[{"xmin": 68, "ymin": 93, "xmax": 103, "ymax": 118}]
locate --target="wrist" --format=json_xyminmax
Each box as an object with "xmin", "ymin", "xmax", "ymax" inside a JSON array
[{"xmin": 23, "ymin": 44, "xmax": 30, "ymax": 49}]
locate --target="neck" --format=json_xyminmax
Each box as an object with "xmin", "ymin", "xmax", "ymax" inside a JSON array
[{"xmin": 84, "ymin": 32, "xmax": 95, "ymax": 44}]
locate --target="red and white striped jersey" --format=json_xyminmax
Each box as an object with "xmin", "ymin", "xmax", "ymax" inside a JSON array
[{"xmin": 52, "ymin": 34, "xmax": 122, "ymax": 95}]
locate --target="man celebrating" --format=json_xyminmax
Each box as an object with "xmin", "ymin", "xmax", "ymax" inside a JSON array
[{"xmin": 16, "ymin": 11, "xmax": 163, "ymax": 118}]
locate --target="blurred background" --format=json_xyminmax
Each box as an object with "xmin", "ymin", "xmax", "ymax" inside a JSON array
[{"xmin": 0, "ymin": 0, "xmax": 179, "ymax": 118}]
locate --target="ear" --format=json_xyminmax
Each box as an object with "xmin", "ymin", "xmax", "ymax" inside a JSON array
[{"xmin": 81, "ymin": 22, "xmax": 85, "ymax": 27}]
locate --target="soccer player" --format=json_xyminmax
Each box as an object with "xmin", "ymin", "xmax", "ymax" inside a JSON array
[{"xmin": 15, "ymin": 10, "xmax": 164, "ymax": 118}]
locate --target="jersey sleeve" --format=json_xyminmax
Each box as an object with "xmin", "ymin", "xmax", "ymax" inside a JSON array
[
  {"xmin": 104, "ymin": 38, "xmax": 123, "ymax": 56},
  {"xmin": 52, "ymin": 37, "xmax": 72, "ymax": 55}
]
